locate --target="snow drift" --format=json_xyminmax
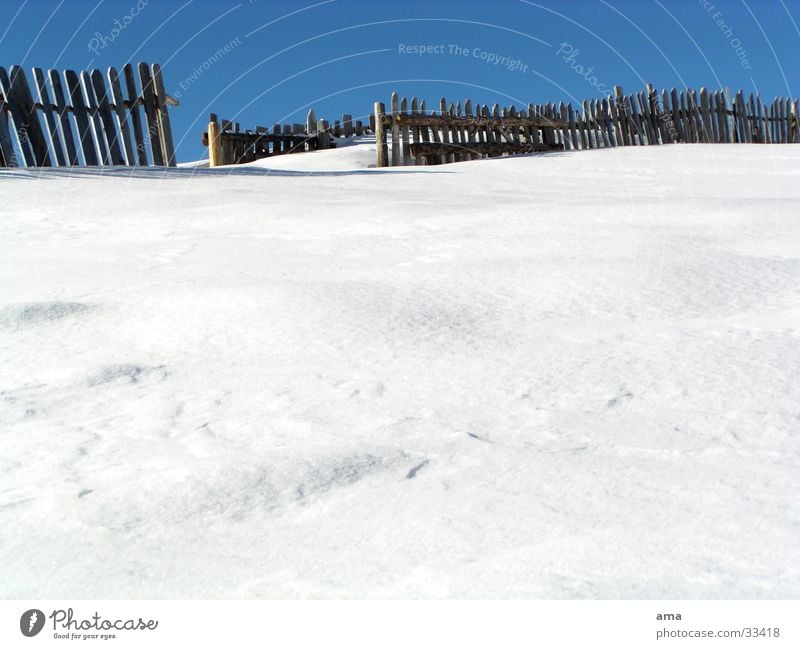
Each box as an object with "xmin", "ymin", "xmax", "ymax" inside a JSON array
[{"xmin": 1, "ymin": 142, "xmax": 799, "ymax": 598}]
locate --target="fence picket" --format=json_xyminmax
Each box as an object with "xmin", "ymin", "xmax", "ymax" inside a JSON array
[
  {"xmin": 401, "ymin": 97, "xmax": 410, "ymax": 165},
  {"xmin": 138, "ymin": 63, "xmax": 164, "ymax": 165},
  {"xmin": 0, "ymin": 97, "xmax": 15, "ymax": 166},
  {"xmin": 63, "ymin": 69, "xmax": 98, "ymax": 165},
  {"xmin": 107, "ymin": 68, "xmax": 135, "ymax": 165},
  {"xmin": 390, "ymin": 93, "xmax": 399, "ymax": 166},
  {"xmin": 90, "ymin": 69, "xmax": 125, "ymax": 165},
  {"xmin": 32, "ymin": 67, "xmax": 67, "ymax": 166}
]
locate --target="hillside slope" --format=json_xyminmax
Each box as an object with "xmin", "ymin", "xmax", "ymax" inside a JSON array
[{"xmin": 1, "ymin": 144, "xmax": 799, "ymax": 598}]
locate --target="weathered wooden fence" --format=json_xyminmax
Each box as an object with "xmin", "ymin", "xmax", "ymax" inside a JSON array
[
  {"xmin": 375, "ymin": 85, "xmax": 800, "ymax": 167},
  {"xmin": 0, "ymin": 62, "xmax": 177, "ymax": 168},
  {"xmin": 375, "ymin": 93, "xmax": 566, "ymax": 167},
  {"xmin": 202, "ymin": 110, "xmax": 371, "ymax": 166}
]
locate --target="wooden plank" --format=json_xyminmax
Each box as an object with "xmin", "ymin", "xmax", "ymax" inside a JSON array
[
  {"xmin": 107, "ymin": 67, "xmax": 135, "ymax": 165},
  {"xmin": 711, "ymin": 89, "xmax": 722, "ymax": 143},
  {"xmin": 669, "ymin": 88, "xmax": 684, "ymax": 142},
  {"xmin": 90, "ymin": 69, "xmax": 125, "ymax": 165},
  {"xmin": 614, "ymin": 86, "xmax": 629, "ymax": 146},
  {"xmin": 526, "ymin": 102, "xmax": 541, "ymax": 149},
  {"xmin": 0, "ymin": 100, "xmax": 16, "ymax": 166},
  {"xmin": 680, "ymin": 90, "xmax": 693, "ymax": 142},
  {"xmin": 574, "ymin": 102, "xmax": 587, "ymax": 149},
  {"xmin": 463, "ymin": 99, "xmax": 476, "ymax": 160},
  {"xmin": 450, "ymin": 102, "xmax": 463, "ymax": 160},
  {"xmin": 479, "ymin": 105, "xmax": 491, "ymax": 147},
  {"xmin": 418, "ymin": 100, "xmax": 431, "ymax": 163},
  {"xmin": 735, "ymin": 90, "xmax": 749, "ymax": 143},
  {"xmin": 207, "ymin": 120, "xmax": 222, "ymax": 167},
  {"xmin": 401, "ymin": 97, "xmax": 410, "ymax": 165},
  {"xmin": 626, "ymin": 92, "xmax": 640, "ymax": 145},
  {"xmin": 434, "ymin": 97, "xmax": 455, "ymax": 164},
  {"xmin": 151, "ymin": 63, "xmax": 176, "ymax": 166},
  {"xmin": 643, "ymin": 90, "xmax": 658, "ymax": 144},
  {"xmin": 606, "ymin": 96, "xmax": 619, "ymax": 147},
  {"xmin": 606, "ymin": 97, "xmax": 619, "ymax": 146},
  {"xmin": 760, "ymin": 95, "xmax": 769, "ymax": 144},
  {"xmin": 138, "ymin": 63, "xmax": 164, "ymax": 165},
  {"xmin": 80, "ymin": 71, "xmax": 110, "ymax": 164},
  {"xmin": 625, "ymin": 93, "xmax": 641, "ymax": 145},
  {"xmin": 565, "ymin": 103, "xmax": 578, "ymax": 149},
  {"xmin": 272, "ymin": 124, "xmax": 281, "ymax": 154},
  {"xmin": 659, "ymin": 89, "xmax": 674, "ymax": 143},
  {"xmin": 585, "ymin": 99, "xmax": 597, "ymax": 148},
  {"xmin": 721, "ymin": 87, "xmax": 734, "ymax": 143},
  {"xmin": 32, "ymin": 67, "xmax": 67, "ymax": 166},
  {"xmin": 410, "ymin": 97, "xmax": 421, "ymax": 165},
  {"xmin": 12, "ymin": 65, "xmax": 52, "ymax": 165},
  {"xmin": 746, "ymin": 93, "xmax": 757, "ymax": 143},
  {"xmin": 687, "ymin": 89, "xmax": 700, "ymax": 142},
  {"xmin": 122, "ymin": 64, "xmax": 148, "ymax": 165},
  {"xmin": 593, "ymin": 98, "xmax": 607, "ymax": 147},
  {"xmin": 316, "ymin": 119, "xmax": 330, "ymax": 149},
  {"xmin": 63, "ymin": 69, "xmax": 98, "ymax": 165},
  {"xmin": 388, "ymin": 113, "xmax": 567, "ymax": 129},
  {"xmin": 374, "ymin": 101, "xmax": 388, "ymax": 167},
  {"xmin": 653, "ymin": 86, "xmax": 669, "ymax": 144},
  {"xmin": 0, "ymin": 66, "xmax": 49, "ymax": 166},
  {"xmin": 46, "ymin": 70, "xmax": 78, "ymax": 165},
  {"xmin": 410, "ymin": 141, "xmax": 562, "ymax": 159},
  {"xmin": 599, "ymin": 98, "xmax": 612, "ymax": 147},
  {"xmin": 439, "ymin": 98, "xmax": 453, "ymax": 163},
  {"xmin": 698, "ymin": 88, "xmax": 710, "ymax": 142},
  {"xmin": 779, "ymin": 98, "xmax": 788, "ymax": 143},
  {"xmin": 556, "ymin": 103, "xmax": 570, "ymax": 150},
  {"xmin": 640, "ymin": 88, "xmax": 656, "ymax": 144},
  {"xmin": 390, "ymin": 93, "xmax": 399, "ymax": 165}
]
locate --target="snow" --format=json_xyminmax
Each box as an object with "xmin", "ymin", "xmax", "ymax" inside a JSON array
[{"xmin": 1, "ymin": 143, "xmax": 799, "ymax": 598}]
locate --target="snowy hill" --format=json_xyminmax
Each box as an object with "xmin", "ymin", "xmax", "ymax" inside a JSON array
[{"xmin": 1, "ymin": 144, "xmax": 799, "ymax": 598}]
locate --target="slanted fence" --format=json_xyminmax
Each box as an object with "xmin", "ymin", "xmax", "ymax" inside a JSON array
[
  {"xmin": 375, "ymin": 85, "xmax": 800, "ymax": 167},
  {"xmin": 0, "ymin": 62, "xmax": 177, "ymax": 168},
  {"xmin": 203, "ymin": 110, "xmax": 372, "ymax": 167}
]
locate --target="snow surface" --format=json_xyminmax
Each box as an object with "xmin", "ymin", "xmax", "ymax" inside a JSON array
[{"xmin": 2, "ymin": 143, "xmax": 799, "ymax": 598}]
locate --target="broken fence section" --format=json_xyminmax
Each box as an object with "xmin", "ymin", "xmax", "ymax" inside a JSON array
[
  {"xmin": 202, "ymin": 111, "xmax": 372, "ymax": 166},
  {"xmin": 0, "ymin": 62, "xmax": 177, "ymax": 168}
]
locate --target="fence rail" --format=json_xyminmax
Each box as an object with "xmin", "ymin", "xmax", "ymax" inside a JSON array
[
  {"xmin": 202, "ymin": 110, "xmax": 371, "ymax": 166},
  {"xmin": 0, "ymin": 62, "xmax": 177, "ymax": 168},
  {"xmin": 375, "ymin": 85, "xmax": 800, "ymax": 167}
]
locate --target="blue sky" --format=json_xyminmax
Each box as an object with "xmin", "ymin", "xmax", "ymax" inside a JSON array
[{"xmin": 1, "ymin": 0, "xmax": 798, "ymax": 162}]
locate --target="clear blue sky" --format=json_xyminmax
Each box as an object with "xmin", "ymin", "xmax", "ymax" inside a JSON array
[{"xmin": 1, "ymin": 0, "xmax": 798, "ymax": 162}]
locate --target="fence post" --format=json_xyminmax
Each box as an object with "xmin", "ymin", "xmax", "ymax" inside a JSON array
[
  {"xmin": 317, "ymin": 119, "xmax": 330, "ymax": 149},
  {"xmin": 208, "ymin": 120, "xmax": 222, "ymax": 167},
  {"xmin": 614, "ymin": 86, "xmax": 629, "ymax": 146},
  {"xmin": 374, "ymin": 101, "xmax": 388, "ymax": 167}
]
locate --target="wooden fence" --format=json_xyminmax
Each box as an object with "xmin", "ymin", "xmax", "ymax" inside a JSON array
[
  {"xmin": 375, "ymin": 93, "xmax": 565, "ymax": 166},
  {"xmin": 0, "ymin": 62, "xmax": 177, "ymax": 168},
  {"xmin": 375, "ymin": 85, "xmax": 800, "ymax": 167},
  {"xmin": 202, "ymin": 110, "xmax": 371, "ymax": 166}
]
